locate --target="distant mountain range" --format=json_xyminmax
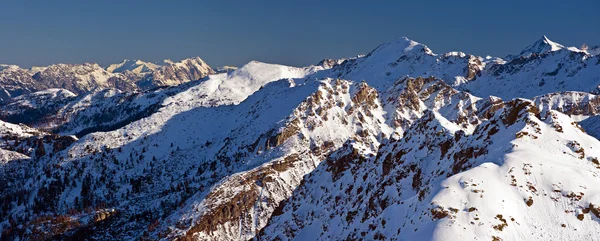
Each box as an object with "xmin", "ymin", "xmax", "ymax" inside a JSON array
[
  {"xmin": 1, "ymin": 36, "xmax": 600, "ymax": 241},
  {"xmin": 0, "ymin": 57, "xmax": 217, "ymax": 102}
]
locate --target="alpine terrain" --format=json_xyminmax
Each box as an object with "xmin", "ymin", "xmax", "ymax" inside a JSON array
[{"xmin": 1, "ymin": 35, "xmax": 600, "ymax": 241}]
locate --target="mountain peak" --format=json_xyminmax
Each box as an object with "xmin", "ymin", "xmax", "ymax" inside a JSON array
[
  {"xmin": 386, "ymin": 36, "xmax": 433, "ymax": 54},
  {"xmin": 541, "ymin": 34, "xmax": 551, "ymax": 42},
  {"xmin": 539, "ymin": 35, "xmax": 563, "ymax": 49},
  {"xmin": 517, "ymin": 35, "xmax": 565, "ymax": 57},
  {"xmin": 107, "ymin": 59, "xmax": 160, "ymax": 74},
  {"xmin": 160, "ymin": 57, "xmax": 207, "ymax": 66},
  {"xmin": 368, "ymin": 36, "xmax": 433, "ymax": 55}
]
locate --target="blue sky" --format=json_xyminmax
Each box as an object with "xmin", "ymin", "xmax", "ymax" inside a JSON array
[{"xmin": 0, "ymin": 0, "xmax": 598, "ymax": 68}]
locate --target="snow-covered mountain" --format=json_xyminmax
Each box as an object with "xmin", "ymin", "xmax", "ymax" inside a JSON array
[
  {"xmin": 0, "ymin": 87, "xmax": 174, "ymax": 136},
  {"xmin": 32, "ymin": 63, "xmax": 139, "ymax": 94},
  {"xmin": 324, "ymin": 36, "xmax": 599, "ymax": 99},
  {"xmin": 0, "ymin": 61, "xmax": 321, "ymax": 137},
  {"xmin": 511, "ymin": 35, "xmax": 566, "ymax": 59},
  {"xmin": 259, "ymin": 98, "xmax": 600, "ymax": 241},
  {"xmin": 106, "ymin": 59, "xmax": 161, "ymax": 75},
  {"xmin": 136, "ymin": 57, "xmax": 215, "ymax": 89},
  {"xmin": 0, "ymin": 88, "xmax": 76, "ymax": 127},
  {"xmin": 0, "ymin": 57, "xmax": 215, "ymax": 102},
  {"xmin": 1, "ymin": 35, "xmax": 600, "ymax": 241},
  {"xmin": 0, "ymin": 65, "xmax": 47, "ymax": 102}
]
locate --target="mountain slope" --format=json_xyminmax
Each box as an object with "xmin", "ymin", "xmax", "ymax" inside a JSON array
[
  {"xmin": 0, "ymin": 61, "xmax": 322, "ymax": 137},
  {"xmin": 259, "ymin": 99, "xmax": 600, "ymax": 241},
  {"xmin": 0, "ymin": 61, "xmax": 331, "ymax": 240},
  {"xmin": 0, "ymin": 76, "xmax": 387, "ymax": 240}
]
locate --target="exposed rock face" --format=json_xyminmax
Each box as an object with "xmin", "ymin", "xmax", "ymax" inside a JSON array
[
  {"xmin": 161, "ymin": 79, "xmax": 390, "ymax": 241},
  {"xmin": 317, "ymin": 58, "xmax": 346, "ymax": 69},
  {"xmin": 381, "ymin": 76, "xmax": 493, "ymax": 136},
  {"xmin": 0, "ymin": 57, "xmax": 215, "ymax": 101},
  {"xmin": 534, "ymin": 91, "xmax": 600, "ymax": 117},
  {"xmin": 106, "ymin": 59, "xmax": 160, "ymax": 75},
  {"xmin": 0, "ymin": 65, "xmax": 47, "ymax": 102},
  {"xmin": 32, "ymin": 63, "xmax": 139, "ymax": 94},
  {"xmin": 138, "ymin": 57, "xmax": 214, "ymax": 88},
  {"xmin": 259, "ymin": 98, "xmax": 600, "ymax": 241}
]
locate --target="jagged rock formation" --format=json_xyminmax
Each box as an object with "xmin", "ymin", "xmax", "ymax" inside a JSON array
[
  {"xmin": 135, "ymin": 57, "xmax": 215, "ymax": 89},
  {"xmin": 534, "ymin": 91, "xmax": 600, "ymax": 119},
  {"xmin": 0, "ymin": 57, "xmax": 215, "ymax": 102},
  {"xmin": 259, "ymin": 97, "xmax": 600, "ymax": 241},
  {"xmin": 106, "ymin": 59, "xmax": 161, "ymax": 75},
  {"xmin": 0, "ymin": 65, "xmax": 47, "ymax": 102},
  {"xmin": 31, "ymin": 63, "xmax": 139, "ymax": 94}
]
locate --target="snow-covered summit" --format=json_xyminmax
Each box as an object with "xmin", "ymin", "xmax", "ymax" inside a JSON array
[
  {"xmin": 161, "ymin": 60, "xmax": 319, "ymax": 109},
  {"xmin": 323, "ymin": 35, "xmax": 600, "ymax": 100},
  {"xmin": 106, "ymin": 59, "xmax": 160, "ymax": 74},
  {"xmin": 370, "ymin": 36, "xmax": 436, "ymax": 59},
  {"xmin": 517, "ymin": 35, "xmax": 565, "ymax": 58}
]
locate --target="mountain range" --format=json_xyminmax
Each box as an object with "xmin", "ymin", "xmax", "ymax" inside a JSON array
[
  {"xmin": 0, "ymin": 57, "xmax": 215, "ymax": 102},
  {"xmin": 1, "ymin": 35, "xmax": 600, "ymax": 241}
]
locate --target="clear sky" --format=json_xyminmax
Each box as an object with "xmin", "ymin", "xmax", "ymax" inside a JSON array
[{"xmin": 0, "ymin": 0, "xmax": 598, "ymax": 68}]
